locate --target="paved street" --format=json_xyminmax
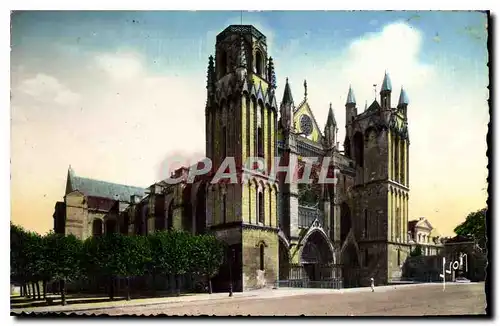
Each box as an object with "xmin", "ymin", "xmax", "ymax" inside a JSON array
[{"xmin": 64, "ymin": 283, "xmax": 486, "ymax": 316}]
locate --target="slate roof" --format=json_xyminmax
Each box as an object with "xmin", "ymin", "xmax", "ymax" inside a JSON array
[
  {"xmin": 381, "ymin": 72, "xmax": 392, "ymax": 92},
  {"xmin": 346, "ymin": 86, "xmax": 356, "ymax": 105},
  {"xmin": 398, "ymin": 87, "xmax": 409, "ymax": 106},
  {"xmin": 67, "ymin": 167, "xmax": 146, "ymax": 202}
]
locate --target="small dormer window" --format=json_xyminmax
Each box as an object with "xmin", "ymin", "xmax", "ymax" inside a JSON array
[{"xmin": 255, "ymin": 50, "xmax": 263, "ymax": 76}]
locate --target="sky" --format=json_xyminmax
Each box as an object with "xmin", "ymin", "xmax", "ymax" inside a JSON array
[{"xmin": 10, "ymin": 10, "xmax": 489, "ymax": 236}]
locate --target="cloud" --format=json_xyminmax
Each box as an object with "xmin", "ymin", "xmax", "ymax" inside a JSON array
[{"xmin": 15, "ymin": 73, "xmax": 80, "ymax": 107}]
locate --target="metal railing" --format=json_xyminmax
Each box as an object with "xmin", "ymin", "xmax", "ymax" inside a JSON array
[{"xmin": 275, "ymin": 278, "xmax": 343, "ymax": 289}]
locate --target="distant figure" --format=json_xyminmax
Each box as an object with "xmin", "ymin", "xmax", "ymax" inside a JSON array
[{"xmin": 370, "ymin": 278, "xmax": 375, "ymax": 292}]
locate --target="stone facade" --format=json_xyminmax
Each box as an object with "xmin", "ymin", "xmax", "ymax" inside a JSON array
[{"xmin": 54, "ymin": 24, "xmax": 416, "ymax": 291}]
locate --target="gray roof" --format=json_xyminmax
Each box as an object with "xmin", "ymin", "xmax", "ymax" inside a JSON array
[
  {"xmin": 398, "ymin": 87, "xmax": 409, "ymax": 106},
  {"xmin": 346, "ymin": 86, "xmax": 356, "ymax": 105},
  {"xmin": 67, "ymin": 167, "xmax": 146, "ymax": 202},
  {"xmin": 381, "ymin": 72, "xmax": 392, "ymax": 92}
]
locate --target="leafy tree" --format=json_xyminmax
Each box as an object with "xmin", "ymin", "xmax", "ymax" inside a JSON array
[
  {"xmin": 11, "ymin": 223, "xmax": 29, "ymax": 297},
  {"xmin": 190, "ymin": 234, "xmax": 224, "ymax": 294},
  {"xmin": 44, "ymin": 233, "xmax": 83, "ymax": 305},
  {"xmin": 410, "ymin": 245, "xmax": 423, "ymax": 257},
  {"xmin": 83, "ymin": 233, "xmax": 132, "ymax": 300},
  {"xmin": 454, "ymin": 208, "xmax": 487, "ymax": 252},
  {"xmin": 121, "ymin": 235, "xmax": 151, "ymax": 300}
]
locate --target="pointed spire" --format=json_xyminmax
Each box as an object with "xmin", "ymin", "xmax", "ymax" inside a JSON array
[
  {"xmin": 267, "ymin": 57, "xmax": 276, "ymax": 90},
  {"xmin": 206, "ymin": 55, "xmax": 215, "ymax": 93},
  {"xmin": 281, "ymin": 78, "xmax": 294, "ymax": 106},
  {"xmin": 381, "ymin": 71, "xmax": 392, "ymax": 92},
  {"xmin": 364, "ymin": 100, "xmax": 368, "ymax": 110},
  {"xmin": 326, "ymin": 103, "xmax": 336, "ymax": 127},
  {"xmin": 346, "ymin": 85, "xmax": 356, "ymax": 105},
  {"xmin": 68, "ymin": 165, "xmax": 75, "ymax": 178},
  {"xmin": 304, "ymin": 79, "xmax": 308, "ymax": 99},
  {"xmin": 398, "ymin": 86, "xmax": 409, "ymax": 107}
]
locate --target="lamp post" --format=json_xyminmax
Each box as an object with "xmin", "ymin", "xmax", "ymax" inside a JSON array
[{"xmin": 229, "ymin": 248, "xmax": 235, "ymax": 297}]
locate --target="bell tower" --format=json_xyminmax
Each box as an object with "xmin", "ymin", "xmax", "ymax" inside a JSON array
[{"xmin": 205, "ymin": 25, "xmax": 280, "ymax": 292}]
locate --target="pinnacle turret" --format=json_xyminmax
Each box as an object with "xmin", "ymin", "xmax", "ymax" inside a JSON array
[
  {"xmin": 398, "ymin": 87, "xmax": 409, "ymax": 107},
  {"xmin": 281, "ymin": 78, "xmax": 294, "ymax": 106},
  {"xmin": 326, "ymin": 103, "xmax": 336, "ymax": 127},
  {"xmin": 381, "ymin": 71, "xmax": 392, "ymax": 93},
  {"xmin": 346, "ymin": 85, "xmax": 356, "ymax": 106}
]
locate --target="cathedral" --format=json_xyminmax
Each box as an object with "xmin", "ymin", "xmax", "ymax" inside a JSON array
[{"xmin": 54, "ymin": 25, "xmax": 412, "ymax": 291}]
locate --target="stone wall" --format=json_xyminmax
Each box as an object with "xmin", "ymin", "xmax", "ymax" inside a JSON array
[{"xmin": 241, "ymin": 227, "xmax": 278, "ymax": 290}]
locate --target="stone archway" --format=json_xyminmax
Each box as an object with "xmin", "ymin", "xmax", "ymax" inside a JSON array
[
  {"xmin": 300, "ymin": 230, "xmax": 335, "ymax": 281},
  {"xmin": 278, "ymin": 238, "xmax": 290, "ymax": 281},
  {"xmin": 342, "ymin": 241, "xmax": 361, "ymax": 288}
]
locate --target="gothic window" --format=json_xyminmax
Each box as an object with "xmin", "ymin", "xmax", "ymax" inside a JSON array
[
  {"xmin": 397, "ymin": 249, "xmax": 401, "ymax": 267},
  {"xmin": 300, "ymin": 115, "xmax": 313, "ymax": 136},
  {"xmin": 105, "ymin": 219, "xmax": 116, "ymax": 235},
  {"xmin": 364, "ymin": 209, "xmax": 368, "ymax": 238},
  {"xmin": 259, "ymin": 243, "xmax": 265, "ymax": 270},
  {"xmin": 121, "ymin": 214, "xmax": 129, "ymax": 235},
  {"xmin": 344, "ymin": 137, "xmax": 351, "ymax": 158},
  {"xmin": 394, "ymin": 137, "xmax": 400, "ymax": 183},
  {"xmin": 222, "ymin": 193, "xmax": 227, "ymax": 224},
  {"xmin": 92, "ymin": 219, "xmax": 103, "ymax": 237},
  {"xmin": 219, "ymin": 50, "xmax": 227, "ymax": 76},
  {"xmin": 167, "ymin": 201, "xmax": 174, "ymax": 230},
  {"xmin": 222, "ymin": 126, "xmax": 227, "ymax": 160},
  {"xmin": 246, "ymin": 98, "xmax": 251, "ymax": 158},
  {"xmin": 256, "ymin": 50, "xmax": 263, "ymax": 76},
  {"xmin": 258, "ymin": 190, "xmax": 264, "ymax": 224},
  {"xmin": 258, "ymin": 126, "xmax": 264, "ymax": 158},
  {"xmin": 396, "ymin": 207, "xmax": 401, "ymax": 242},
  {"xmin": 353, "ymin": 132, "xmax": 364, "ymax": 167}
]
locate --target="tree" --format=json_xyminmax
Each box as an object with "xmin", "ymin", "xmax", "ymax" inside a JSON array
[
  {"xmin": 44, "ymin": 233, "xmax": 83, "ymax": 305},
  {"xmin": 121, "ymin": 235, "xmax": 151, "ymax": 300},
  {"xmin": 190, "ymin": 234, "xmax": 224, "ymax": 294},
  {"xmin": 83, "ymin": 233, "xmax": 134, "ymax": 301},
  {"xmin": 11, "ymin": 223, "xmax": 29, "ymax": 297},
  {"xmin": 454, "ymin": 208, "xmax": 486, "ymax": 252}
]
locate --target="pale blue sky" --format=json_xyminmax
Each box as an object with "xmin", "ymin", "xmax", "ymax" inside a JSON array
[{"xmin": 10, "ymin": 11, "xmax": 489, "ymax": 236}]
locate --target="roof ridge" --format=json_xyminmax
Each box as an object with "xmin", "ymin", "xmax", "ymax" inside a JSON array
[{"xmin": 74, "ymin": 176, "xmax": 146, "ymax": 190}]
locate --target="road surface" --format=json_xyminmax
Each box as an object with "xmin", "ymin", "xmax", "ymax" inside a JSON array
[{"xmin": 71, "ymin": 282, "xmax": 486, "ymax": 316}]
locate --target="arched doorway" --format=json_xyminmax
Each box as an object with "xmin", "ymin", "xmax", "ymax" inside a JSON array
[
  {"xmin": 342, "ymin": 242, "xmax": 360, "ymax": 288},
  {"xmin": 278, "ymin": 239, "xmax": 290, "ymax": 280},
  {"xmin": 300, "ymin": 230, "xmax": 334, "ymax": 281}
]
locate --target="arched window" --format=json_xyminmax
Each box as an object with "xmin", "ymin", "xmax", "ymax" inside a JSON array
[
  {"xmin": 92, "ymin": 219, "xmax": 103, "ymax": 237},
  {"xmin": 256, "ymin": 50, "xmax": 263, "ymax": 76},
  {"xmin": 353, "ymin": 132, "xmax": 364, "ymax": 167},
  {"xmin": 222, "ymin": 193, "xmax": 227, "ymax": 224},
  {"xmin": 258, "ymin": 190, "xmax": 264, "ymax": 224},
  {"xmin": 167, "ymin": 201, "xmax": 174, "ymax": 230},
  {"xmin": 219, "ymin": 50, "xmax": 227, "ymax": 76},
  {"xmin": 222, "ymin": 126, "xmax": 227, "ymax": 159},
  {"xmin": 394, "ymin": 137, "xmax": 400, "ymax": 182},
  {"xmin": 259, "ymin": 243, "xmax": 265, "ymax": 270},
  {"xmin": 344, "ymin": 137, "xmax": 351, "ymax": 158},
  {"xmin": 364, "ymin": 209, "xmax": 368, "ymax": 238}
]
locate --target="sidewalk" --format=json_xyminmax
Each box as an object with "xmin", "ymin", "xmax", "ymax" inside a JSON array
[{"xmin": 11, "ymin": 282, "xmax": 474, "ymax": 315}]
